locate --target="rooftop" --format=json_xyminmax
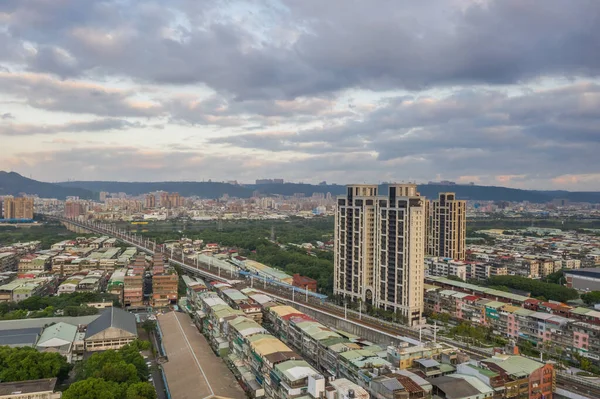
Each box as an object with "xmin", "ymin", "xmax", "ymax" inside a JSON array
[
  {"xmin": 482, "ymin": 354, "xmax": 544, "ymax": 377},
  {"xmin": 0, "ymin": 378, "xmax": 57, "ymax": 395}
]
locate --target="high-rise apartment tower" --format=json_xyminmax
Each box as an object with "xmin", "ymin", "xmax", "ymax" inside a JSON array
[
  {"xmin": 428, "ymin": 192, "xmax": 466, "ymax": 260},
  {"xmin": 334, "ymin": 184, "xmax": 425, "ymax": 326},
  {"xmin": 3, "ymin": 197, "xmax": 34, "ymax": 220}
]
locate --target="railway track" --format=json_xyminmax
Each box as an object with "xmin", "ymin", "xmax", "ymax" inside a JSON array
[{"xmin": 51, "ymin": 216, "xmax": 596, "ymax": 397}]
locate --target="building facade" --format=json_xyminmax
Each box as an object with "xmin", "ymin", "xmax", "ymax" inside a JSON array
[
  {"xmin": 428, "ymin": 192, "xmax": 466, "ymax": 260},
  {"xmin": 334, "ymin": 184, "xmax": 425, "ymax": 326},
  {"xmin": 3, "ymin": 197, "xmax": 34, "ymax": 220}
]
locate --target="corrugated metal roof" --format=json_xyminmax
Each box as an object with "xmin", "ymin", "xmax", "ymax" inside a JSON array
[
  {"xmin": 85, "ymin": 307, "xmax": 136, "ymax": 339},
  {"xmin": 37, "ymin": 322, "xmax": 77, "ymax": 347}
]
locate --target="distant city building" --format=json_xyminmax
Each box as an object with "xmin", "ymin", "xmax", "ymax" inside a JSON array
[
  {"xmin": 255, "ymin": 178, "xmax": 284, "ymax": 185},
  {"xmin": 64, "ymin": 201, "xmax": 85, "ymax": 218},
  {"xmin": 99, "ymin": 191, "xmax": 108, "ymax": 202},
  {"xmin": 144, "ymin": 194, "xmax": 156, "ymax": 209},
  {"xmin": 428, "ymin": 192, "xmax": 466, "ymax": 260},
  {"xmin": 334, "ymin": 184, "xmax": 426, "ymax": 326},
  {"xmin": 158, "ymin": 192, "xmax": 183, "ymax": 208},
  {"xmin": 2, "ymin": 196, "xmax": 34, "ymax": 220}
]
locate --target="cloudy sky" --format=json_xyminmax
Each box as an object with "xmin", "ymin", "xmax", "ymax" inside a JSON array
[{"xmin": 1, "ymin": 0, "xmax": 599, "ymax": 189}]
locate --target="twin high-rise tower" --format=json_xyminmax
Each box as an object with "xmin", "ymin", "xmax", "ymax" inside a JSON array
[{"xmin": 333, "ymin": 184, "xmax": 465, "ymax": 326}]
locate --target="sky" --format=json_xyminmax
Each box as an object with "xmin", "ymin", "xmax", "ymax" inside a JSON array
[{"xmin": 1, "ymin": 0, "xmax": 599, "ymax": 190}]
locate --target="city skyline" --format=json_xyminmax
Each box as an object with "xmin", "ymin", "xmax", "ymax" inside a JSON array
[{"xmin": 1, "ymin": 1, "xmax": 600, "ymax": 189}]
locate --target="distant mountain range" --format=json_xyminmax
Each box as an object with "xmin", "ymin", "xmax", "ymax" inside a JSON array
[
  {"xmin": 2, "ymin": 171, "xmax": 600, "ymax": 203},
  {"xmin": 0, "ymin": 171, "xmax": 96, "ymax": 200}
]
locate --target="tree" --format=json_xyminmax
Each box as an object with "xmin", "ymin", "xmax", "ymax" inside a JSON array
[
  {"xmin": 0, "ymin": 347, "xmax": 71, "ymax": 383},
  {"xmin": 142, "ymin": 320, "xmax": 157, "ymax": 335},
  {"xmin": 486, "ymin": 275, "xmax": 579, "ymax": 303},
  {"xmin": 63, "ymin": 378, "xmax": 121, "ymax": 399},
  {"xmin": 126, "ymin": 383, "xmax": 157, "ymax": 399},
  {"xmin": 581, "ymin": 291, "xmax": 600, "ymax": 306}
]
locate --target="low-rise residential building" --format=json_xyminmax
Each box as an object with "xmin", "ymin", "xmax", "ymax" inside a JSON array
[
  {"xmin": 480, "ymin": 354, "xmax": 554, "ymax": 399},
  {"xmin": 0, "ymin": 252, "xmax": 18, "ymax": 272},
  {"xmin": 292, "ymin": 274, "xmax": 318, "ymax": 292},
  {"xmin": 123, "ymin": 270, "xmax": 144, "ymax": 308},
  {"xmin": 0, "ymin": 378, "xmax": 62, "ymax": 399},
  {"xmin": 152, "ymin": 272, "xmax": 178, "ymax": 308},
  {"xmin": 0, "ymin": 277, "xmax": 56, "ymax": 302}
]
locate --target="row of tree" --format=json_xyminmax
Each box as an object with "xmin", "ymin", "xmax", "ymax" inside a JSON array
[
  {"xmin": 487, "ymin": 275, "xmax": 579, "ymax": 302},
  {"xmin": 64, "ymin": 340, "xmax": 156, "ymax": 399},
  {"xmin": 0, "ymin": 292, "xmax": 119, "ymax": 320}
]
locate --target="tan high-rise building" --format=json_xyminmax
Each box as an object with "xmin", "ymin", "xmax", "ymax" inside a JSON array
[
  {"xmin": 168, "ymin": 192, "xmax": 182, "ymax": 208},
  {"xmin": 333, "ymin": 184, "xmax": 378, "ymax": 305},
  {"xmin": 334, "ymin": 184, "xmax": 426, "ymax": 326},
  {"xmin": 3, "ymin": 197, "xmax": 34, "ymax": 219},
  {"xmin": 144, "ymin": 194, "xmax": 156, "ymax": 209},
  {"xmin": 428, "ymin": 192, "xmax": 466, "ymax": 260}
]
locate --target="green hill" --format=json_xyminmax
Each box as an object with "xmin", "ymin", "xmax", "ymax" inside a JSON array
[{"xmin": 0, "ymin": 172, "xmax": 96, "ymax": 200}]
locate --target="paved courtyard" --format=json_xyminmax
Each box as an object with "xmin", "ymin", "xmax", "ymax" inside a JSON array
[{"xmin": 158, "ymin": 311, "xmax": 245, "ymax": 399}]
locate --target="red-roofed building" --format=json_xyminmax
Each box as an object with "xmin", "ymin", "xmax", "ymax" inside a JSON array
[
  {"xmin": 540, "ymin": 301, "xmax": 572, "ymax": 317},
  {"xmin": 524, "ymin": 298, "xmax": 540, "ymax": 311},
  {"xmin": 292, "ymin": 274, "xmax": 318, "ymax": 292}
]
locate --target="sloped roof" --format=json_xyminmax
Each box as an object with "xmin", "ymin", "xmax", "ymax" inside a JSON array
[
  {"xmin": 482, "ymin": 355, "xmax": 544, "ymax": 377},
  {"xmin": 85, "ymin": 307, "xmax": 136, "ymax": 339},
  {"xmin": 37, "ymin": 322, "xmax": 77, "ymax": 347}
]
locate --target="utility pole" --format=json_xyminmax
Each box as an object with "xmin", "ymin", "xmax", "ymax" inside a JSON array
[
  {"xmin": 305, "ymin": 286, "xmax": 308, "ymax": 302},
  {"xmin": 292, "ymin": 288, "xmax": 295, "ymax": 303},
  {"xmin": 359, "ymin": 300, "xmax": 362, "ymax": 320},
  {"xmin": 434, "ymin": 321, "xmax": 437, "ymax": 343},
  {"xmin": 344, "ymin": 303, "xmax": 347, "ymax": 320}
]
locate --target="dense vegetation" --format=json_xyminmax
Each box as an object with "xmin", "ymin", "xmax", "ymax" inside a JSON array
[
  {"xmin": 0, "ymin": 218, "xmax": 94, "ymax": 249},
  {"xmin": 136, "ymin": 217, "xmax": 333, "ymax": 247},
  {"xmin": 64, "ymin": 340, "xmax": 155, "ymax": 399},
  {"xmin": 0, "ymin": 292, "xmax": 118, "ymax": 320},
  {"xmin": 487, "ymin": 275, "xmax": 579, "ymax": 302},
  {"xmin": 0, "ymin": 346, "xmax": 71, "ymax": 383},
  {"xmin": 140, "ymin": 218, "xmax": 336, "ymax": 293},
  {"xmin": 250, "ymin": 243, "xmax": 334, "ymax": 294},
  {"xmin": 581, "ymin": 291, "xmax": 600, "ymax": 306}
]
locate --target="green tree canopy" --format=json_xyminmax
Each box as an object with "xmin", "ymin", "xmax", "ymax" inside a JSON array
[
  {"xmin": 581, "ymin": 291, "xmax": 600, "ymax": 306},
  {"xmin": 486, "ymin": 275, "xmax": 579, "ymax": 302},
  {"xmin": 126, "ymin": 382, "xmax": 157, "ymax": 399},
  {"xmin": 63, "ymin": 378, "xmax": 122, "ymax": 399},
  {"xmin": 0, "ymin": 347, "xmax": 71, "ymax": 383}
]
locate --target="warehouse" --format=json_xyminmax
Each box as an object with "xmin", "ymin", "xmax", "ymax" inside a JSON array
[{"xmin": 84, "ymin": 306, "xmax": 137, "ymax": 351}]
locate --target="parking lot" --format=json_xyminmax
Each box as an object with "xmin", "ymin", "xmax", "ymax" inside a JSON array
[{"xmin": 157, "ymin": 311, "xmax": 245, "ymax": 399}]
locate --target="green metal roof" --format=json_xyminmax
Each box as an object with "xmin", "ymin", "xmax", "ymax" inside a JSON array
[
  {"xmin": 37, "ymin": 322, "xmax": 77, "ymax": 346},
  {"xmin": 467, "ymin": 364, "xmax": 498, "ymax": 378},
  {"xmin": 483, "ymin": 355, "xmax": 544, "ymax": 377},
  {"xmin": 571, "ymin": 307, "xmax": 593, "ymax": 315}
]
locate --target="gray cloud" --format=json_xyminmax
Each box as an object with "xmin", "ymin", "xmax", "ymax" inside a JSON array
[
  {"xmin": 1, "ymin": 1, "xmax": 599, "ymax": 99},
  {"xmin": 1, "ymin": 113, "xmax": 14, "ymax": 120},
  {"xmin": 1, "ymin": 0, "xmax": 600, "ymax": 189},
  {"xmin": 0, "ymin": 72, "xmax": 163, "ymax": 117},
  {"xmin": 213, "ymin": 82, "xmax": 600, "ymax": 183},
  {"xmin": 0, "ymin": 118, "xmax": 142, "ymax": 136}
]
